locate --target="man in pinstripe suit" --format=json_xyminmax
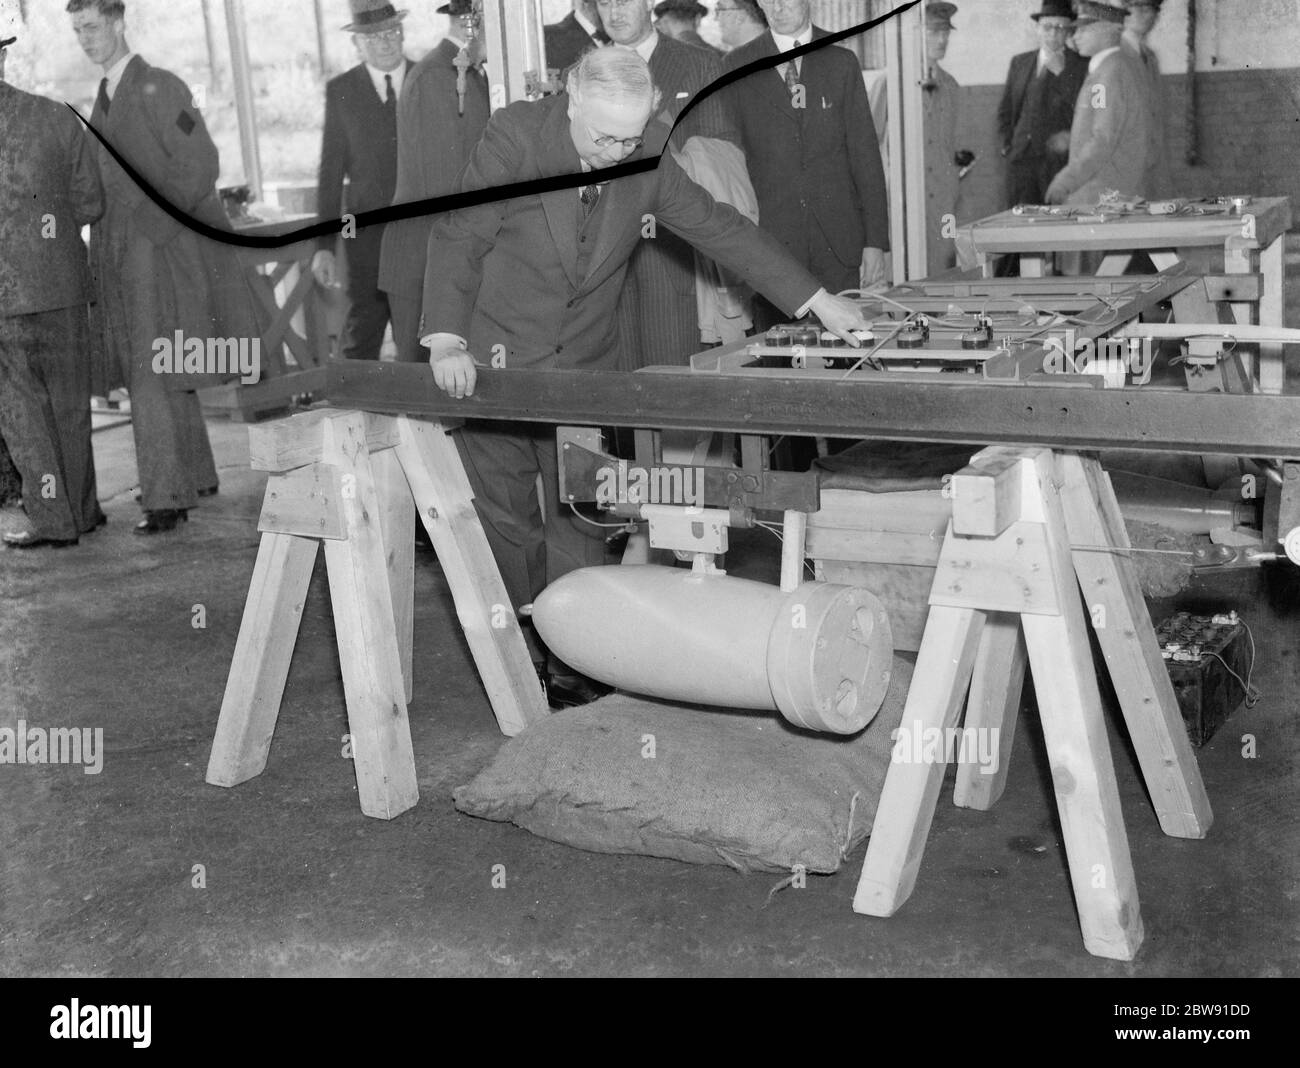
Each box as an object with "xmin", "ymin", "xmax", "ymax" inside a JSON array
[{"xmin": 599, "ymin": 0, "xmax": 742, "ymax": 369}]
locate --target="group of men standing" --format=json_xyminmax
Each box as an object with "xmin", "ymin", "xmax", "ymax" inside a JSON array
[
  {"xmin": 1, "ymin": 0, "xmax": 247, "ymax": 548},
  {"xmin": 999, "ymin": 0, "xmax": 1166, "ymax": 208}
]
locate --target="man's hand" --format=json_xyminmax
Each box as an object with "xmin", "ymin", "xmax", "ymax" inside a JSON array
[
  {"xmin": 1046, "ymin": 130, "xmax": 1071, "ymax": 156},
  {"xmin": 860, "ymin": 246, "xmax": 888, "ymax": 289},
  {"xmin": 429, "ymin": 348, "xmax": 479, "ymax": 398},
  {"xmin": 1044, "ymin": 175, "xmax": 1070, "ymax": 205},
  {"xmin": 311, "ymin": 249, "xmax": 339, "ymax": 288},
  {"xmin": 808, "ymin": 291, "xmax": 870, "ymax": 346}
]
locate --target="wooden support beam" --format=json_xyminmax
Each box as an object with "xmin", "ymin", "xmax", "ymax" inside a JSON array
[
  {"xmin": 258, "ymin": 463, "xmax": 346, "ymax": 540},
  {"xmin": 953, "ymin": 613, "xmax": 1026, "ymax": 811},
  {"xmin": 394, "ymin": 416, "xmax": 548, "ymax": 737},
  {"xmin": 206, "ymin": 532, "xmax": 319, "ymax": 787},
  {"xmin": 951, "ymin": 450, "xmax": 1024, "ymax": 538},
  {"xmin": 249, "ymin": 408, "xmax": 400, "ymax": 473},
  {"xmin": 320, "ymin": 412, "xmax": 418, "ymax": 820}
]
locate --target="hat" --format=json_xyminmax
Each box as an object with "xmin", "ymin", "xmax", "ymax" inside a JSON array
[
  {"xmin": 1031, "ymin": 0, "xmax": 1076, "ymax": 21},
  {"xmin": 1074, "ymin": 1, "xmax": 1128, "ymax": 24},
  {"xmin": 926, "ymin": 2, "xmax": 957, "ymax": 29},
  {"xmin": 343, "ymin": 0, "xmax": 407, "ymax": 33},
  {"xmin": 437, "ymin": 0, "xmax": 475, "ymax": 14},
  {"xmin": 654, "ymin": 0, "xmax": 709, "ymax": 17}
]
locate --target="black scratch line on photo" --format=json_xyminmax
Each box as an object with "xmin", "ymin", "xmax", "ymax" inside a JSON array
[{"xmin": 64, "ymin": 0, "xmax": 921, "ymax": 251}]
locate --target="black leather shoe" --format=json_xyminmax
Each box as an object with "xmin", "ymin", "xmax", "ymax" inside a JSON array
[
  {"xmin": 3, "ymin": 530, "xmax": 78, "ymax": 549},
  {"xmin": 544, "ymin": 671, "xmax": 614, "ymax": 710},
  {"xmin": 133, "ymin": 509, "xmax": 188, "ymax": 535}
]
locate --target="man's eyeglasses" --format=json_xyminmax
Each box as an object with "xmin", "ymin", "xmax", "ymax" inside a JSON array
[
  {"xmin": 582, "ymin": 118, "xmax": 644, "ymax": 150},
  {"xmin": 357, "ymin": 29, "xmax": 403, "ymax": 44}
]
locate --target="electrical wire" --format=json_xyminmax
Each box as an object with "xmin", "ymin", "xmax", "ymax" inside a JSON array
[{"xmin": 568, "ymin": 503, "xmax": 633, "ymax": 529}]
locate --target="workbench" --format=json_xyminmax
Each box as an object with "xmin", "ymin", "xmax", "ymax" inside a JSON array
[{"xmin": 954, "ymin": 197, "xmax": 1292, "ymax": 393}]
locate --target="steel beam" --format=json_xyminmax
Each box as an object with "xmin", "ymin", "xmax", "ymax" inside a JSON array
[{"xmin": 325, "ymin": 361, "xmax": 1300, "ymax": 459}]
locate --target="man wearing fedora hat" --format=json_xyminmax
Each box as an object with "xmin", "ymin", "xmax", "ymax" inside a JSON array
[
  {"xmin": 653, "ymin": 0, "xmax": 719, "ymax": 54},
  {"xmin": 1045, "ymin": 1, "xmax": 1153, "ymax": 205},
  {"xmin": 998, "ymin": 1, "xmax": 1089, "ymax": 209},
  {"xmin": 921, "ymin": 2, "xmax": 975, "ymax": 273},
  {"xmin": 313, "ymin": 0, "xmax": 413, "ymax": 361},
  {"xmin": 378, "ymin": 0, "xmax": 489, "ymax": 364},
  {"xmin": 0, "ymin": 29, "xmax": 108, "ymax": 547}
]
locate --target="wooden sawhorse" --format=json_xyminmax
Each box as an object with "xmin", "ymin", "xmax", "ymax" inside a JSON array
[
  {"xmin": 852, "ymin": 447, "xmax": 1213, "ymax": 961},
  {"xmin": 205, "ymin": 409, "xmax": 547, "ymax": 819}
]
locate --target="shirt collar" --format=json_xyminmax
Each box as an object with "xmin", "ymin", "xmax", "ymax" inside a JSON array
[
  {"xmin": 365, "ymin": 61, "xmax": 405, "ymax": 101},
  {"xmin": 622, "ymin": 29, "xmax": 658, "ymax": 62},
  {"xmin": 771, "ymin": 25, "xmax": 813, "ymax": 54},
  {"xmin": 1088, "ymin": 44, "xmax": 1120, "ymax": 74},
  {"xmin": 1122, "ymin": 27, "xmax": 1144, "ymax": 52},
  {"xmin": 1036, "ymin": 46, "xmax": 1065, "ymax": 73},
  {"xmin": 104, "ymin": 51, "xmax": 133, "ymax": 97}
]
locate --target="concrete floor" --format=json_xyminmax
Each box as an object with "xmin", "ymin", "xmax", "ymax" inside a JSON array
[{"xmin": 0, "ymin": 414, "xmax": 1297, "ymax": 977}]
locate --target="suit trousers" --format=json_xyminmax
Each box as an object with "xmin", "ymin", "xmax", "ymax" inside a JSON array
[
  {"xmin": 341, "ymin": 229, "xmax": 391, "ymax": 361},
  {"xmin": 1008, "ymin": 154, "xmax": 1066, "ymax": 207},
  {"xmin": 453, "ymin": 420, "xmax": 608, "ymax": 664},
  {"xmin": 0, "ymin": 305, "xmax": 104, "ymax": 538},
  {"xmin": 385, "ymin": 291, "xmax": 427, "ymax": 364}
]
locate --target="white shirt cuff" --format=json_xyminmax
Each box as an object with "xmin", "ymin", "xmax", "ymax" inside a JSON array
[
  {"xmin": 421, "ymin": 332, "xmax": 468, "ymax": 354},
  {"xmin": 795, "ymin": 287, "xmax": 826, "ymax": 319}
]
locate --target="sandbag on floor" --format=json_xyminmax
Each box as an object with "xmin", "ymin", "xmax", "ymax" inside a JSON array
[{"xmin": 454, "ymin": 655, "xmax": 913, "ymax": 874}]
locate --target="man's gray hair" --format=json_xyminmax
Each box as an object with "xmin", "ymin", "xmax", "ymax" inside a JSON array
[{"xmin": 567, "ymin": 45, "xmax": 659, "ymax": 106}]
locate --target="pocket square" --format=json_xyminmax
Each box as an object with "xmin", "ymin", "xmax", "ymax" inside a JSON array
[
  {"xmin": 676, "ymin": 91, "xmax": 689, "ymax": 99},
  {"xmin": 821, "ymin": 97, "xmax": 833, "ymax": 109}
]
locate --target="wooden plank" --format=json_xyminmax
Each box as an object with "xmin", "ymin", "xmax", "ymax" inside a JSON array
[
  {"xmin": 813, "ymin": 489, "xmax": 953, "ymax": 535},
  {"xmin": 1201, "ymin": 273, "xmax": 1263, "ymax": 303},
  {"xmin": 953, "ymin": 612, "xmax": 1026, "ymax": 811},
  {"xmin": 806, "ymin": 527, "xmax": 944, "ymax": 567},
  {"xmin": 1060, "ymin": 453, "xmax": 1212, "ymax": 840},
  {"xmin": 394, "ymin": 415, "xmax": 548, "ymax": 737},
  {"xmin": 1021, "ymin": 450, "xmax": 1144, "ymax": 961},
  {"xmin": 780, "ymin": 509, "xmax": 808, "ymax": 592},
  {"xmin": 853, "ymin": 605, "xmax": 986, "ymax": 916},
  {"xmin": 249, "ymin": 407, "xmax": 400, "ymax": 472},
  {"xmin": 373, "ymin": 446, "xmax": 415, "ymax": 704},
  {"xmin": 257, "ymin": 462, "xmax": 345, "ymax": 539},
  {"xmin": 1257, "ymin": 234, "xmax": 1286, "ymax": 395},
  {"xmin": 1096, "ymin": 253, "xmax": 1133, "ymax": 277},
  {"xmin": 206, "ymin": 531, "xmax": 319, "ymax": 787},
  {"xmin": 951, "ymin": 452, "xmax": 1024, "ymax": 537},
  {"xmin": 930, "ymin": 519, "xmax": 1062, "ymax": 616},
  {"xmin": 321, "ymin": 412, "xmax": 419, "ymax": 820}
]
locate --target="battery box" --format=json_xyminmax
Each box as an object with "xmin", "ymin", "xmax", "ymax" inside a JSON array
[{"xmin": 1155, "ymin": 611, "xmax": 1251, "ymax": 747}]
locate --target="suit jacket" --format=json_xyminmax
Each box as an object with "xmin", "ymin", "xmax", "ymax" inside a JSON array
[
  {"xmin": 923, "ymin": 64, "xmax": 961, "ymax": 272},
  {"xmin": 88, "ymin": 55, "xmax": 251, "ymax": 393},
  {"xmin": 1053, "ymin": 47, "xmax": 1153, "ymax": 204},
  {"xmin": 1122, "ymin": 35, "xmax": 1168, "ymax": 197},
  {"xmin": 676, "ymin": 29, "xmax": 722, "ymax": 56},
  {"xmin": 649, "ymin": 32, "xmax": 736, "ymax": 146},
  {"xmin": 722, "ymin": 27, "xmax": 890, "ymax": 276},
  {"xmin": 0, "ymin": 82, "xmax": 103, "ymax": 316},
  {"xmin": 316, "ymin": 61, "xmax": 411, "ymax": 251},
  {"xmin": 378, "ymin": 41, "xmax": 489, "ymax": 299},
  {"xmin": 421, "ymin": 94, "xmax": 819, "ymax": 372},
  {"xmin": 544, "ymin": 12, "xmax": 603, "ymax": 73},
  {"xmin": 998, "ymin": 48, "xmax": 1089, "ymax": 163}
]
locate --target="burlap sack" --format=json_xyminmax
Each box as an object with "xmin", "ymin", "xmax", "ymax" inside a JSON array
[{"xmin": 454, "ymin": 656, "xmax": 913, "ymax": 874}]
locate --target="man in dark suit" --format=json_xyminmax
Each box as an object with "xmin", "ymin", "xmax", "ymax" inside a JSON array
[
  {"xmin": 378, "ymin": 2, "xmax": 489, "ymax": 363},
  {"xmin": 1123, "ymin": 0, "xmax": 1167, "ymax": 197},
  {"xmin": 0, "ymin": 32, "xmax": 106, "ymax": 548},
  {"xmin": 313, "ymin": 0, "xmax": 412, "ymax": 361},
  {"xmin": 721, "ymin": 0, "xmax": 889, "ymax": 328},
  {"xmin": 545, "ymin": 0, "xmax": 608, "ymax": 73},
  {"xmin": 654, "ymin": 0, "xmax": 720, "ymax": 54},
  {"xmin": 71, "ymin": 0, "xmax": 251, "ymax": 535},
  {"xmin": 420, "ymin": 48, "xmax": 871, "ymax": 704},
  {"xmin": 600, "ymin": 0, "xmax": 740, "ymax": 367},
  {"xmin": 998, "ymin": 0, "xmax": 1088, "ymax": 207}
]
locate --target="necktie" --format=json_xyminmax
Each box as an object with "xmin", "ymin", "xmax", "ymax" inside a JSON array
[
  {"xmin": 594, "ymin": 27, "xmax": 611, "ymax": 45},
  {"xmin": 580, "ymin": 183, "xmax": 601, "ymax": 222},
  {"xmin": 783, "ymin": 57, "xmax": 801, "ymax": 94},
  {"xmin": 385, "ymin": 73, "xmax": 396, "ymax": 107},
  {"xmin": 96, "ymin": 77, "xmax": 111, "ymax": 115}
]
